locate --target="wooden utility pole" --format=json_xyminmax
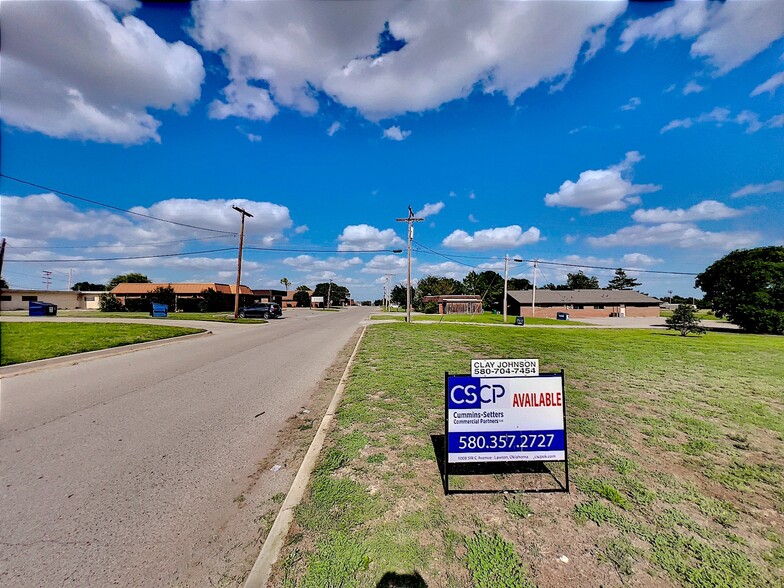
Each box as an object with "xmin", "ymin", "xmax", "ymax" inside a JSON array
[
  {"xmin": 326, "ymin": 279, "xmax": 332, "ymax": 309},
  {"xmin": 0, "ymin": 238, "xmax": 6, "ymax": 285},
  {"xmin": 396, "ymin": 206, "xmax": 423, "ymax": 323},
  {"xmin": 232, "ymin": 205, "xmax": 253, "ymax": 319},
  {"xmin": 531, "ymin": 260, "xmax": 538, "ymax": 317}
]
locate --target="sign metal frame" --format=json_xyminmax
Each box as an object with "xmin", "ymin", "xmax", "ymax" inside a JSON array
[{"xmin": 443, "ymin": 370, "xmax": 569, "ymax": 495}]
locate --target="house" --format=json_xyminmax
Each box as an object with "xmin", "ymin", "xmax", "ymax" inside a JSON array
[
  {"xmin": 422, "ymin": 295, "xmax": 483, "ymax": 315},
  {"xmin": 0, "ymin": 289, "xmax": 104, "ymax": 311},
  {"xmin": 252, "ymin": 289, "xmax": 287, "ymax": 306},
  {"xmin": 111, "ymin": 282, "xmax": 254, "ymax": 311},
  {"xmin": 506, "ymin": 289, "xmax": 660, "ymax": 319}
]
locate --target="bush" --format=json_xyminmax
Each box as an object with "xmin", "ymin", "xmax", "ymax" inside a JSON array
[
  {"xmin": 99, "ymin": 293, "xmax": 123, "ymax": 312},
  {"xmin": 665, "ymin": 304, "xmax": 706, "ymax": 336}
]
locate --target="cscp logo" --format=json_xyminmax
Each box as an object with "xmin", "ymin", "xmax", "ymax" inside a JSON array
[{"xmin": 448, "ymin": 377, "xmax": 505, "ymax": 409}]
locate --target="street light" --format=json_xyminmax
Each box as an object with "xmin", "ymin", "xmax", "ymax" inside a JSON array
[{"xmin": 503, "ymin": 255, "xmax": 523, "ymax": 324}]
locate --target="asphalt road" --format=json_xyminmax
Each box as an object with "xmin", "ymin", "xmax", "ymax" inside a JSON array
[{"xmin": 0, "ymin": 307, "xmax": 372, "ymax": 586}]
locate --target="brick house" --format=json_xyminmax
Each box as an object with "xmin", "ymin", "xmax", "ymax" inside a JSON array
[{"xmin": 506, "ymin": 289, "xmax": 660, "ymax": 319}]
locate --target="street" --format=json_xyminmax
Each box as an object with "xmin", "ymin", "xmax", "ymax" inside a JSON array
[{"xmin": 0, "ymin": 307, "xmax": 372, "ymax": 586}]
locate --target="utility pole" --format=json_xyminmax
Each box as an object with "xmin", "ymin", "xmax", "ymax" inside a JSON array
[
  {"xmin": 503, "ymin": 255, "xmax": 522, "ymax": 324},
  {"xmin": 67, "ymin": 268, "xmax": 74, "ymax": 290},
  {"xmin": 531, "ymin": 260, "xmax": 538, "ymax": 317},
  {"xmin": 395, "ymin": 206, "xmax": 423, "ymax": 323},
  {"xmin": 42, "ymin": 270, "xmax": 52, "ymax": 291},
  {"xmin": 326, "ymin": 279, "xmax": 332, "ymax": 309},
  {"xmin": 0, "ymin": 238, "xmax": 6, "ymax": 285},
  {"xmin": 232, "ymin": 205, "xmax": 253, "ymax": 319},
  {"xmin": 384, "ymin": 273, "xmax": 395, "ymax": 312}
]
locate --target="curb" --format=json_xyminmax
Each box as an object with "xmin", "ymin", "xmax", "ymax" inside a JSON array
[
  {"xmin": 244, "ymin": 325, "xmax": 368, "ymax": 588},
  {"xmin": 0, "ymin": 330, "xmax": 211, "ymax": 378}
]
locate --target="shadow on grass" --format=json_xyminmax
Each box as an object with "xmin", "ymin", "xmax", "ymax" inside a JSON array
[
  {"xmin": 376, "ymin": 571, "xmax": 427, "ymax": 587},
  {"xmin": 431, "ymin": 434, "xmax": 568, "ymax": 495}
]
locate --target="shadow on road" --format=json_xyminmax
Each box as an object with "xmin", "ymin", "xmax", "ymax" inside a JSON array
[{"xmin": 376, "ymin": 571, "xmax": 427, "ymax": 587}]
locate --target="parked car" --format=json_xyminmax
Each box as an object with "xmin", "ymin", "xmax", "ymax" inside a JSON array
[{"xmin": 238, "ymin": 302, "xmax": 282, "ymax": 319}]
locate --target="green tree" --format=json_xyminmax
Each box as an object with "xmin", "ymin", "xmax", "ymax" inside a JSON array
[
  {"xmin": 280, "ymin": 277, "xmax": 291, "ymax": 290},
  {"xmin": 313, "ymin": 282, "xmax": 350, "ymax": 307},
  {"xmin": 414, "ymin": 275, "xmax": 463, "ymax": 310},
  {"xmin": 607, "ymin": 268, "xmax": 641, "ymax": 290},
  {"xmin": 107, "ymin": 272, "xmax": 151, "ymax": 290},
  {"xmin": 507, "ymin": 277, "xmax": 532, "ymax": 290},
  {"xmin": 150, "ymin": 285, "xmax": 176, "ymax": 309},
  {"xmin": 296, "ymin": 284, "xmax": 310, "ymax": 291},
  {"xmin": 72, "ymin": 281, "xmax": 106, "ymax": 291},
  {"xmin": 566, "ymin": 271, "xmax": 599, "ymax": 289},
  {"xmin": 199, "ymin": 288, "xmax": 226, "ymax": 312},
  {"xmin": 293, "ymin": 290, "xmax": 311, "ymax": 307},
  {"xmin": 0, "ymin": 276, "xmax": 8, "ymax": 289},
  {"xmin": 99, "ymin": 292, "xmax": 123, "ymax": 312},
  {"xmin": 665, "ymin": 304, "xmax": 706, "ymax": 336},
  {"xmin": 462, "ymin": 270, "xmax": 503, "ymax": 311},
  {"xmin": 695, "ymin": 246, "xmax": 784, "ymax": 335},
  {"xmin": 390, "ymin": 283, "xmax": 407, "ymax": 307}
]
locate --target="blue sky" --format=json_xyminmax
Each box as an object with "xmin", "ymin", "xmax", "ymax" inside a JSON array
[{"xmin": 2, "ymin": 0, "xmax": 783, "ymax": 301}]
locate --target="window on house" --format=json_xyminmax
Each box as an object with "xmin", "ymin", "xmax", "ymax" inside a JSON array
[
  {"xmin": 84, "ymin": 296, "xmax": 95, "ymax": 301},
  {"xmin": 22, "ymin": 295, "xmax": 38, "ymax": 301},
  {"xmin": 594, "ymin": 305, "xmax": 605, "ymax": 309},
  {"xmin": 0, "ymin": 295, "xmax": 11, "ymax": 301},
  {"xmin": 573, "ymin": 304, "xmax": 584, "ymax": 309}
]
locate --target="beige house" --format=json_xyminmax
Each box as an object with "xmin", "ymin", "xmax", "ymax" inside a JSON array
[{"xmin": 0, "ymin": 289, "xmax": 105, "ymax": 311}]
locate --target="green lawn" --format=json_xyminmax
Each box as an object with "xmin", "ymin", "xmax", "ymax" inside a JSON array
[
  {"xmin": 2, "ymin": 310, "xmax": 267, "ymax": 324},
  {"xmin": 371, "ymin": 311, "xmax": 588, "ymax": 326},
  {"xmin": 0, "ymin": 322, "xmax": 204, "ymax": 366},
  {"xmin": 271, "ymin": 324, "xmax": 784, "ymax": 588}
]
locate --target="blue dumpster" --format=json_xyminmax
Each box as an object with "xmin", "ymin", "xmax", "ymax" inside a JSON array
[
  {"xmin": 29, "ymin": 301, "xmax": 57, "ymax": 316},
  {"xmin": 514, "ymin": 316, "xmax": 525, "ymax": 326},
  {"xmin": 556, "ymin": 312, "xmax": 569, "ymax": 321},
  {"xmin": 150, "ymin": 303, "xmax": 168, "ymax": 317}
]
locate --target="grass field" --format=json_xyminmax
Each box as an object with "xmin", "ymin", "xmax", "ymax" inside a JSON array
[
  {"xmin": 371, "ymin": 311, "xmax": 588, "ymax": 326},
  {"xmin": 271, "ymin": 324, "xmax": 784, "ymax": 587},
  {"xmin": 3, "ymin": 310, "xmax": 266, "ymax": 323},
  {"xmin": 0, "ymin": 322, "xmax": 204, "ymax": 366}
]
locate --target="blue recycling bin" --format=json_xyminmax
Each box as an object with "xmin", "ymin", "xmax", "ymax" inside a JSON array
[
  {"xmin": 150, "ymin": 303, "xmax": 168, "ymax": 317},
  {"xmin": 556, "ymin": 312, "xmax": 569, "ymax": 321},
  {"xmin": 29, "ymin": 301, "xmax": 57, "ymax": 316}
]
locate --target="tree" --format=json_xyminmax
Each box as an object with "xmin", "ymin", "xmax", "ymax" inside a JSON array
[
  {"xmin": 414, "ymin": 275, "xmax": 463, "ymax": 310},
  {"xmin": 665, "ymin": 304, "xmax": 705, "ymax": 336},
  {"xmin": 390, "ymin": 284, "xmax": 407, "ymax": 307},
  {"xmin": 607, "ymin": 268, "xmax": 641, "ymax": 290},
  {"xmin": 280, "ymin": 277, "xmax": 291, "ymax": 290},
  {"xmin": 150, "ymin": 285, "xmax": 176, "ymax": 309},
  {"xmin": 296, "ymin": 284, "xmax": 310, "ymax": 291},
  {"xmin": 462, "ymin": 270, "xmax": 503, "ymax": 311},
  {"xmin": 99, "ymin": 292, "xmax": 123, "ymax": 312},
  {"xmin": 199, "ymin": 287, "xmax": 226, "ymax": 312},
  {"xmin": 695, "ymin": 246, "xmax": 784, "ymax": 335},
  {"xmin": 0, "ymin": 277, "xmax": 8, "ymax": 289},
  {"xmin": 507, "ymin": 277, "xmax": 532, "ymax": 290},
  {"xmin": 542, "ymin": 283, "xmax": 570, "ymax": 290},
  {"xmin": 72, "ymin": 281, "xmax": 106, "ymax": 291},
  {"xmin": 293, "ymin": 290, "xmax": 311, "ymax": 307},
  {"xmin": 313, "ymin": 282, "xmax": 350, "ymax": 307},
  {"xmin": 566, "ymin": 271, "xmax": 600, "ymax": 289},
  {"xmin": 107, "ymin": 273, "xmax": 151, "ymax": 290}
]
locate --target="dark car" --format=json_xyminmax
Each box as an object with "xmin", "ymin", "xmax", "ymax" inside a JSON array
[{"xmin": 238, "ymin": 302, "xmax": 282, "ymax": 319}]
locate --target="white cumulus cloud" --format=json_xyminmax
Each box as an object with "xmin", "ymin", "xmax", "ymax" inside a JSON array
[
  {"xmin": 337, "ymin": 224, "xmax": 404, "ymax": 251},
  {"xmin": 620, "ymin": 0, "xmax": 784, "ymax": 75},
  {"xmin": 683, "ymin": 81, "xmax": 705, "ymax": 94},
  {"xmin": 415, "ymin": 202, "xmax": 445, "ymax": 218},
  {"xmin": 442, "ymin": 225, "xmax": 541, "ymax": 250},
  {"xmin": 622, "ymin": 253, "xmax": 664, "ymax": 266},
  {"xmin": 751, "ymin": 71, "xmax": 784, "ymax": 96},
  {"xmin": 587, "ymin": 222, "xmax": 759, "ymax": 250},
  {"xmin": 383, "ymin": 126, "xmax": 412, "ymax": 141},
  {"xmin": 544, "ymin": 151, "xmax": 661, "ymax": 213},
  {"xmin": 620, "ymin": 96, "xmax": 641, "ymax": 111},
  {"xmin": 1, "ymin": 1, "xmax": 204, "ymax": 144},
  {"xmin": 361, "ymin": 255, "xmax": 408, "ymax": 274},
  {"xmin": 191, "ymin": 1, "xmax": 624, "ymax": 121},
  {"xmin": 632, "ymin": 200, "xmax": 745, "ymax": 223}
]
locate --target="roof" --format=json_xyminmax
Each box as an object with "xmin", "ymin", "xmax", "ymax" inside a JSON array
[
  {"xmin": 111, "ymin": 282, "xmax": 254, "ymax": 296},
  {"xmin": 422, "ymin": 295, "xmax": 482, "ymax": 303},
  {"xmin": 507, "ymin": 289, "xmax": 660, "ymax": 305}
]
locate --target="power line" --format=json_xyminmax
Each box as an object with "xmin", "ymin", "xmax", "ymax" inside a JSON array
[
  {"xmin": 7, "ymin": 235, "xmax": 231, "ymax": 249},
  {"xmin": 245, "ymin": 246, "xmax": 404, "ymax": 254},
  {"xmin": 3, "ymin": 247, "xmax": 237, "ymax": 263},
  {"xmin": 0, "ymin": 174, "xmax": 237, "ymax": 236}
]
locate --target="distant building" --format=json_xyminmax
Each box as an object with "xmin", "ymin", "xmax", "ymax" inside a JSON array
[
  {"xmin": 0, "ymin": 289, "xmax": 103, "ymax": 311},
  {"xmin": 506, "ymin": 289, "xmax": 660, "ymax": 319},
  {"xmin": 422, "ymin": 295, "xmax": 483, "ymax": 315},
  {"xmin": 112, "ymin": 282, "xmax": 253, "ymax": 311}
]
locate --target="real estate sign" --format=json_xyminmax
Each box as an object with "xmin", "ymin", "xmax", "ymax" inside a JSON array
[{"xmin": 446, "ymin": 371, "xmax": 565, "ymax": 464}]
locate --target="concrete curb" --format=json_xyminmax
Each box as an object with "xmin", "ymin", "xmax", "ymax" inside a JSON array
[
  {"xmin": 244, "ymin": 325, "xmax": 368, "ymax": 588},
  {"xmin": 0, "ymin": 330, "xmax": 211, "ymax": 378}
]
